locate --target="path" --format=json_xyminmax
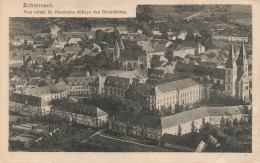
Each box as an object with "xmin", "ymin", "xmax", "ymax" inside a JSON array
[
  {"xmin": 98, "ymin": 134, "xmax": 157, "ymax": 148},
  {"xmin": 80, "ymin": 128, "xmax": 106, "ymax": 143}
]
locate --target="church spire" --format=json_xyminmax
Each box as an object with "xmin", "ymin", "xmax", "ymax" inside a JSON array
[
  {"xmin": 237, "ymin": 41, "xmax": 248, "ymax": 66},
  {"xmin": 226, "ymin": 43, "xmax": 237, "ymax": 68}
]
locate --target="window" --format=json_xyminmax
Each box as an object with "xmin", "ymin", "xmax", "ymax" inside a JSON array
[
  {"xmin": 228, "ymin": 86, "xmax": 230, "ymax": 90},
  {"xmin": 228, "ymin": 77, "xmax": 230, "ymax": 82}
]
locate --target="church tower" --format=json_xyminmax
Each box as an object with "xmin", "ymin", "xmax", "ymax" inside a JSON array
[
  {"xmin": 113, "ymin": 40, "xmax": 120, "ymax": 63},
  {"xmin": 237, "ymin": 41, "xmax": 248, "ymax": 76},
  {"xmin": 236, "ymin": 41, "xmax": 249, "ymax": 100},
  {"xmin": 225, "ymin": 43, "xmax": 237, "ymax": 97}
]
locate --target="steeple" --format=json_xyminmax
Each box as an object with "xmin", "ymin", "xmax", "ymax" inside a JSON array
[
  {"xmin": 226, "ymin": 43, "xmax": 237, "ymax": 68},
  {"xmin": 237, "ymin": 41, "xmax": 248, "ymax": 66},
  {"xmin": 114, "ymin": 40, "xmax": 119, "ymax": 50},
  {"xmin": 119, "ymin": 38, "xmax": 125, "ymax": 49}
]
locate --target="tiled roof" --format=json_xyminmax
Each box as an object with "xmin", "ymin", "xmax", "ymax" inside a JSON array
[
  {"xmin": 157, "ymin": 78, "xmax": 199, "ymax": 93},
  {"xmin": 25, "ymin": 81, "xmax": 68, "ymax": 96},
  {"xmin": 104, "ymin": 76, "xmax": 131, "ymax": 89},
  {"xmin": 67, "ymin": 76, "xmax": 96, "ymax": 85},
  {"xmin": 53, "ymin": 101, "xmax": 107, "ymax": 117},
  {"xmin": 9, "ymin": 93, "xmax": 48, "ymax": 107}
]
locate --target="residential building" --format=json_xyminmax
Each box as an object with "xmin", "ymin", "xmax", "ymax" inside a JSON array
[
  {"xmin": 24, "ymin": 81, "xmax": 69, "ymax": 102},
  {"xmin": 172, "ymin": 45, "xmax": 195, "ymax": 58},
  {"xmin": 52, "ymin": 101, "xmax": 108, "ymax": 128},
  {"xmin": 9, "ymin": 93, "xmax": 51, "ymax": 116},
  {"xmin": 104, "ymin": 76, "xmax": 132, "ymax": 97},
  {"xmin": 67, "ymin": 76, "xmax": 96, "ymax": 96}
]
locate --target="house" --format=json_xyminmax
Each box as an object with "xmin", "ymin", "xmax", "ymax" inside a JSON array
[
  {"xmin": 172, "ymin": 45, "xmax": 195, "ymax": 58},
  {"xmin": 116, "ymin": 26, "xmax": 128, "ymax": 34},
  {"xmin": 68, "ymin": 37, "xmax": 82, "ymax": 44},
  {"xmin": 16, "ymin": 78, "xmax": 27, "ymax": 89},
  {"xmin": 34, "ymin": 33, "xmax": 50, "ymax": 43},
  {"xmin": 24, "ymin": 81, "xmax": 69, "ymax": 102},
  {"xmin": 109, "ymin": 111, "xmax": 162, "ymax": 139},
  {"xmin": 10, "ymin": 40, "xmax": 22, "ymax": 46},
  {"xmin": 13, "ymin": 36, "xmax": 34, "ymax": 45},
  {"xmin": 117, "ymin": 49, "xmax": 146, "ymax": 70},
  {"xmin": 52, "ymin": 101, "xmax": 108, "ymax": 127},
  {"xmin": 110, "ymin": 68, "xmax": 148, "ymax": 83},
  {"xmin": 152, "ymin": 27, "xmax": 162, "ymax": 36},
  {"xmin": 52, "ymin": 38, "xmax": 67, "ymax": 49},
  {"xmin": 9, "ymin": 93, "xmax": 51, "ymax": 116},
  {"xmin": 67, "ymin": 76, "xmax": 96, "ymax": 97},
  {"xmin": 104, "ymin": 76, "xmax": 132, "ymax": 97}
]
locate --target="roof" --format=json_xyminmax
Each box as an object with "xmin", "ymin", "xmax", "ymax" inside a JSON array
[
  {"xmin": 111, "ymin": 69, "xmax": 148, "ymax": 80},
  {"xmin": 148, "ymin": 68, "xmax": 165, "ymax": 80},
  {"xmin": 25, "ymin": 81, "xmax": 68, "ymax": 96},
  {"xmin": 67, "ymin": 76, "xmax": 96, "ymax": 85},
  {"xmin": 69, "ymin": 69, "xmax": 89, "ymax": 77},
  {"xmin": 161, "ymin": 105, "xmax": 249, "ymax": 129},
  {"xmin": 154, "ymin": 44, "xmax": 167, "ymax": 52},
  {"xmin": 118, "ymin": 49, "xmax": 146, "ymax": 61},
  {"xmin": 104, "ymin": 76, "xmax": 131, "ymax": 89},
  {"xmin": 156, "ymin": 78, "xmax": 199, "ymax": 94},
  {"xmin": 9, "ymin": 93, "xmax": 48, "ymax": 107},
  {"xmin": 113, "ymin": 111, "xmax": 161, "ymax": 129},
  {"xmin": 53, "ymin": 101, "xmax": 107, "ymax": 117}
]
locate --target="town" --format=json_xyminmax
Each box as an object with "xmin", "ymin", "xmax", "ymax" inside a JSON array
[{"xmin": 9, "ymin": 5, "xmax": 252, "ymax": 152}]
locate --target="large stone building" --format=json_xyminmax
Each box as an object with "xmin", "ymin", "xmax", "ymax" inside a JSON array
[
  {"xmin": 147, "ymin": 78, "xmax": 211, "ymax": 111},
  {"xmin": 109, "ymin": 105, "xmax": 251, "ymax": 140},
  {"xmin": 224, "ymin": 42, "xmax": 249, "ymax": 100}
]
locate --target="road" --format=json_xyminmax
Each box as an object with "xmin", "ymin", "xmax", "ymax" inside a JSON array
[{"xmin": 80, "ymin": 128, "xmax": 106, "ymax": 143}]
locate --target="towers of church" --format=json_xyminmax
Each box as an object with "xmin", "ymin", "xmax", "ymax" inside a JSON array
[
  {"xmin": 224, "ymin": 41, "xmax": 249, "ymax": 101},
  {"xmin": 225, "ymin": 44, "xmax": 237, "ymax": 97},
  {"xmin": 113, "ymin": 38, "xmax": 125, "ymax": 63}
]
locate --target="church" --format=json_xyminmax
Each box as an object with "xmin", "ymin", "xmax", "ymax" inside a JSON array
[{"xmin": 224, "ymin": 42, "xmax": 250, "ymax": 101}]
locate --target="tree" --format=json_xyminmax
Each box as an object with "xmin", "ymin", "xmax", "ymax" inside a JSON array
[
  {"xmin": 220, "ymin": 116, "xmax": 225, "ymax": 129},
  {"xmin": 202, "ymin": 117, "xmax": 206, "ymax": 128},
  {"xmin": 95, "ymin": 30, "xmax": 103, "ymax": 43},
  {"xmin": 161, "ymin": 29, "xmax": 168, "ymax": 40},
  {"xmin": 191, "ymin": 121, "xmax": 195, "ymax": 132},
  {"xmin": 233, "ymin": 118, "xmax": 238, "ymax": 127},
  {"xmin": 177, "ymin": 125, "xmax": 182, "ymax": 137}
]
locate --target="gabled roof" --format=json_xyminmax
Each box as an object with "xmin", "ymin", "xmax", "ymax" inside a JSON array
[
  {"xmin": 67, "ymin": 76, "xmax": 96, "ymax": 85},
  {"xmin": 104, "ymin": 76, "xmax": 131, "ymax": 89},
  {"xmin": 9, "ymin": 93, "xmax": 48, "ymax": 107},
  {"xmin": 53, "ymin": 101, "xmax": 107, "ymax": 117},
  {"xmin": 148, "ymin": 68, "xmax": 165, "ymax": 80}
]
